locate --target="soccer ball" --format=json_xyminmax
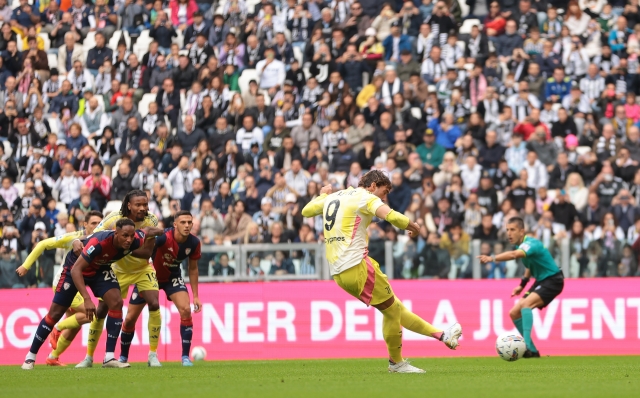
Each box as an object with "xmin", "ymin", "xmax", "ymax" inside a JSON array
[
  {"xmin": 191, "ymin": 346, "xmax": 207, "ymax": 361},
  {"xmin": 495, "ymin": 333, "xmax": 527, "ymax": 361}
]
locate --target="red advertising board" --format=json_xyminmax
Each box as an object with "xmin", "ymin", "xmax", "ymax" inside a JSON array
[{"xmin": 0, "ymin": 279, "xmax": 637, "ymax": 364}]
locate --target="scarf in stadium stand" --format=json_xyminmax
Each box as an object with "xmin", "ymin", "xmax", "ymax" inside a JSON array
[
  {"xmin": 142, "ymin": 114, "xmax": 158, "ymax": 135},
  {"xmin": 147, "ymin": 52, "xmax": 158, "ymax": 68},
  {"xmin": 381, "ymin": 79, "xmax": 401, "ymax": 106},
  {"xmin": 302, "ymin": 85, "xmax": 323, "ymax": 107},
  {"xmin": 416, "ymin": 34, "xmax": 433, "ymax": 61},
  {"xmin": 334, "ymin": 1, "xmax": 349, "ymax": 24},
  {"xmin": 247, "ymin": 46, "xmax": 260, "ymax": 64},
  {"xmin": 128, "ymin": 66, "xmax": 143, "ymax": 89},
  {"xmin": 290, "ymin": 15, "xmax": 309, "ymax": 42},
  {"xmin": 468, "ymin": 35, "xmax": 480, "ymax": 58},
  {"xmin": 596, "ymin": 136, "xmax": 618, "ymax": 158}
]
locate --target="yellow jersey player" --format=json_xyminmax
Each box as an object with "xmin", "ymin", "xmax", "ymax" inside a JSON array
[
  {"xmin": 301, "ymin": 170, "xmax": 462, "ymax": 373},
  {"xmin": 55, "ymin": 190, "xmax": 162, "ymax": 368},
  {"xmin": 15, "ymin": 210, "xmax": 104, "ymax": 366}
]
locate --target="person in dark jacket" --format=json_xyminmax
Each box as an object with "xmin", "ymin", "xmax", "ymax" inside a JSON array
[
  {"xmin": 414, "ymin": 232, "xmax": 451, "ymax": 279},
  {"xmin": 548, "ymin": 152, "xmax": 577, "ymax": 190},
  {"xmin": 181, "ymin": 178, "xmax": 211, "ymax": 215},
  {"xmin": 172, "ymin": 55, "xmax": 197, "ymax": 91},
  {"xmin": 48, "ymin": 80, "xmax": 78, "ymax": 115},
  {"xmin": 212, "ymin": 253, "xmax": 236, "ymax": 276},
  {"xmin": 150, "ymin": 11, "xmax": 178, "ymax": 51},
  {"xmin": 549, "ymin": 190, "xmax": 579, "ymax": 231},
  {"xmin": 111, "ymin": 161, "xmax": 134, "ymax": 201},
  {"xmin": 273, "ymin": 136, "xmax": 302, "ymax": 171},
  {"xmin": 269, "ymin": 250, "xmax": 296, "ymax": 275},
  {"xmin": 478, "ymin": 130, "xmax": 505, "ymax": 172},
  {"xmin": 337, "ymin": 45, "xmax": 371, "ymax": 93},
  {"xmin": 85, "ymin": 33, "xmax": 113, "ymax": 74},
  {"xmin": 329, "ymin": 139, "xmax": 356, "ymax": 174},
  {"xmin": 473, "ymin": 214, "xmax": 499, "ymax": 241},
  {"xmin": 156, "ymin": 77, "xmax": 181, "ymax": 128},
  {"xmin": 213, "ymin": 181, "xmax": 234, "ymax": 215},
  {"xmin": 387, "ymin": 171, "xmax": 412, "ymax": 214}
]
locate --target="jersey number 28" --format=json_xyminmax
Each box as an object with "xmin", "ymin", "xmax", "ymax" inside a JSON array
[{"xmin": 324, "ymin": 200, "xmax": 341, "ymax": 231}]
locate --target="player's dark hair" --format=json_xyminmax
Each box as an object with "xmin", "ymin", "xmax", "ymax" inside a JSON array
[
  {"xmin": 115, "ymin": 218, "xmax": 135, "ymax": 229},
  {"xmin": 86, "ymin": 210, "xmax": 104, "ymax": 221},
  {"xmin": 358, "ymin": 170, "xmax": 392, "ymax": 190},
  {"xmin": 120, "ymin": 190, "xmax": 147, "ymax": 217},
  {"xmin": 507, "ymin": 217, "xmax": 525, "ymax": 230},
  {"xmin": 175, "ymin": 210, "xmax": 193, "ymax": 219}
]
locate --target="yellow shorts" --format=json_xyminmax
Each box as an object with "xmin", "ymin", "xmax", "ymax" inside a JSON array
[
  {"xmin": 52, "ymin": 286, "xmax": 84, "ymax": 309},
  {"xmin": 333, "ymin": 256, "xmax": 394, "ymax": 306},
  {"xmin": 114, "ymin": 266, "xmax": 159, "ymax": 300}
]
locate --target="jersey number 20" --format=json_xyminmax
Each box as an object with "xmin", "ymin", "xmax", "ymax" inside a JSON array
[{"xmin": 324, "ymin": 200, "xmax": 341, "ymax": 231}]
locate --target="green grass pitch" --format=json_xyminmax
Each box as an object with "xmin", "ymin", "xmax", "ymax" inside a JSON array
[{"xmin": 2, "ymin": 357, "xmax": 638, "ymax": 397}]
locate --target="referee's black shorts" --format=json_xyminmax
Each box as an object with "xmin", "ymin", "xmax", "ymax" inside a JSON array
[{"xmin": 524, "ymin": 272, "xmax": 564, "ymax": 308}]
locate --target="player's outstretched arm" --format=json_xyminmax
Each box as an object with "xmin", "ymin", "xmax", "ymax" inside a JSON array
[
  {"xmin": 301, "ymin": 194, "xmax": 329, "ymax": 217},
  {"xmin": 477, "ymin": 249, "xmax": 526, "ymax": 264},
  {"xmin": 16, "ymin": 230, "xmax": 84, "ymax": 276},
  {"xmin": 188, "ymin": 258, "xmax": 201, "ymax": 313},
  {"xmin": 142, "ymin": 226, "xmax": 165, "ymax": 238},
  {"xmin": 374, "ymin": 204, "xmax": 420, "ymax": 237},
  {"xmin": 71, "ymin": 256, "xmax": 96, "ymax": 320}
]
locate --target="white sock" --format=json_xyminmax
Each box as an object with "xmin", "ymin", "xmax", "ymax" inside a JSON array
[
  {"xmin": 55, "ymin": 325, "xmax": 61, "ymax": 331},
  {"xmin": 149, "ymin": 352, "xmax": 156, "ymax": 357},
  {"xmin": 26, "ymin": 352, "xmax": 36, "ymax": 361},
  {"xmin": 48, "ymin": 353, "xmax": 57, "ymax": 360},
  {"xmin": 104, "ymin": 352, "xmax": 114, "ymax": 362},
  {"xmin": 85, "ymin": 354, "xmax": 93, "ymax": 361}
]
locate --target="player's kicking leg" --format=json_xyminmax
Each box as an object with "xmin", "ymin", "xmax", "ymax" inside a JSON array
[
  {"xmin": 509, "ymin": 293, "xmax": 545, "ymax": 358},
  {"xmin": 334, "ymin": 257, "xmax": 462, "ymax": 373},
  {"xmin": 168, "ymin": 290, "xmax": 194, "ymax": 366}
]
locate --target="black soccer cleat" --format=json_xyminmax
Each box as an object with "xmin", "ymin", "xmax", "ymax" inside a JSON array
[{"xmin": 523, "ymin": 349, "xmax": 541, "ymax": 358}]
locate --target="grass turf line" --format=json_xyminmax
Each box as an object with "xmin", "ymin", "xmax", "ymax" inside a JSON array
[{"xmin": 2, "ymin": 356, "xmax": 638, "ymax": 398}]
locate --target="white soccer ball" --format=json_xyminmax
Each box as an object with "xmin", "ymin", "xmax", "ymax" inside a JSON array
[
  {"xmin": 495, "ymin": 333, "xmax": 527, "ymax": 361},
  {"xmin": 191, "ymin": 346, "xmax": 207, "ymax": 361}
]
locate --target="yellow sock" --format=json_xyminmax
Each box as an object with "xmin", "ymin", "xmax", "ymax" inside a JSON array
[
  {"xmin": 56, "ymin": 315, "xmax": 80, "ymax": 331},
  {"xmin": 148, "ymin": 310, "xmax": 162, "ymax": 353},
  {"xmin": 397, "ymin": 298, "xmax": 443, "ymax": 338},
  {"xmin": 87, "ymin": 317, "xmax": 105, "ymax": 357},
  {"xmin": 380, "ymin": 301, "xmax": 403, "ymax": 364},
  {"xmin": 51, "ymin": 335, "xmax": 73, "ymax": 358}
]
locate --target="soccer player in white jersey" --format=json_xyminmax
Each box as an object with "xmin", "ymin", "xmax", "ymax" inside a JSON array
[{"xmin": 302, "ymin": 170, "xmax": 462, "ymax": 373}]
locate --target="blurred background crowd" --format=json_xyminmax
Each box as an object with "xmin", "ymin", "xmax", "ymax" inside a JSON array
[{"xmin": 1, "ymin": 0, "xmax": 640, "ymax": 288}]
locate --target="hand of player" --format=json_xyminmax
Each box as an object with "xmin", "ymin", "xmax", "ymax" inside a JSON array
[
  {"xmin": 320, "ymin": 185, "xmax": 333, "ymax": 195},
  {"xmin": 193, "ymin": 297, "xmax": 202, "ymax": 313},
  {"xmin": 16, "ymin": 265, "xmax": 28, "ymax": 277},
  {"xmin": 85, "ymin": 299, "xmax": 97, "ymax": 322},
  {"xmin": 406, "ymin": 221, "xmax": 420, "ymax": 237},
  {"xmin": 511, "ymin": 286, "xmax": 523, "ymax": 297},
  {"xmin": 476, "ymin": 255, "xmax": 492, "ymax": 264},
  {"xmin": 72, "ymin": 239, "xmax": 84, "ymax": 255}
]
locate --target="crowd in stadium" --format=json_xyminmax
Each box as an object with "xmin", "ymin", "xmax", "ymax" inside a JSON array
[{"xmin": 1, "ymin": 0, "xmax": 640, "ymax": 288}]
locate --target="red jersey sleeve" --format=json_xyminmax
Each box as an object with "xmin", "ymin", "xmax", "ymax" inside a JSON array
[
  {"xmin": 81, "ymin": 236, "xmax": 104, "ymax": 263},
  {"xmin": 189, "ymin": 237, "xmax": 202, "ymax": 260}
]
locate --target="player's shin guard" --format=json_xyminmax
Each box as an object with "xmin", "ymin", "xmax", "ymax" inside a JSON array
[
  {"xmin": 87, "ymin": 317, "xmax": 105, "ymax": 357},
  {"xmin": 397, "ymin": 298, "xmax": 443, "ymax": 340},
  {"xmin": 119, "ymin": 325, "xmax": 135, "ymax": 359},
  {"xmin": 51, "ymin": 335, "xmax": 73, "ymax": 358},
  {"xmin": 520, "ymin": 308, "xmax": 538, "ymax": 353},
  {"xmin": 105, "ymin": 310, "xmax": 123, "ymax": 361},
  {"xmin": 513, "ymin": 318, "xmax": 525, "ymax": 337},
  {"xmin": 380, "ymin": 301, "xmax": 404, "ymax": 364},
  {"xmin": 28, "ymin": 315, "xmax": 56, "ymax": 356},
  {"xmin": 148, "ymin": 309, "xmax": 162, "ymax": 353},
  {"xmin": 56, "ymin": 314, "xmax": 80, "ymax": 331},
  {"xmin": 180, "ymin": 317, "xmax": 193, "ymax": 358}
]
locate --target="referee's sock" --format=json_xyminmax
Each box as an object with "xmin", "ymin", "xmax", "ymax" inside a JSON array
[
  {"xmin": 520, "ymin": 308, "xmax": 538, "ymax": 353},
  {"xmin": 513, "ymin": 318, "xmax": 524, "ymax": 337}
]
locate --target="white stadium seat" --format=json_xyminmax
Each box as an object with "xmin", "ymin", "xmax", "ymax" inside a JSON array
[
  {"xmin": 138, "ymin": 93, "xmax": 156, "ymax": 118},
  {"xmin": 104, "ymin": 201, "xmax": 123, "ymax": 216},
  {"xmin": 238, "ymin": 69, "xmax": 259, "ymax": 94},
  {"xmin": 460, "ymin": 19, "xmax": 481, "ymax": 35}
]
